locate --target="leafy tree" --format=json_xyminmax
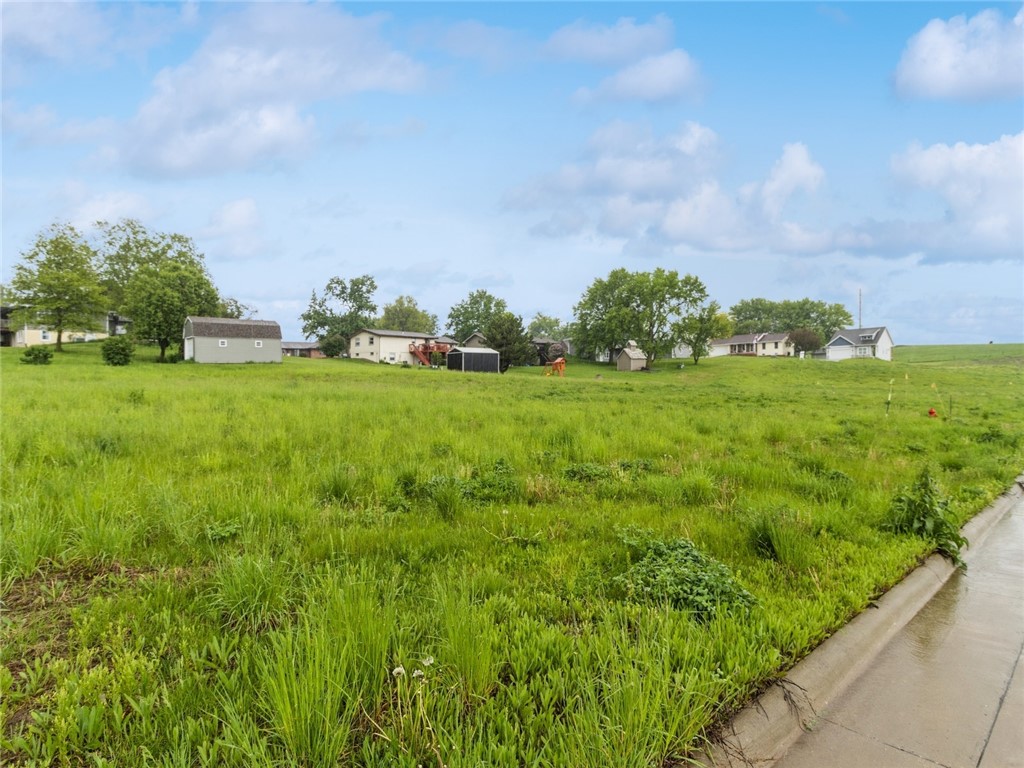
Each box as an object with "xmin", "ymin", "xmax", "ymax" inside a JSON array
[
  {"xmin": 674, "ymin": 301, "xmax": 731, "ymax": 364},
  {"xmin": 485, "ymin": 311, "xmax": 535, "ymax": 372},
  {"xmin": 125, "ymin": 258, "xmax": 220, "ymax": 362},
  {"xmin": 789, "ymin": 327, "xmax": 824, "ymax": 354},
  {"xmin": 730, "ymin": 298, "xmax": 852, "ymax": 341},
  {"xmin": 377, "ymin": 295, "xmax": 438, "ymax": 334},
  {"xmin": 96, "ymin": 219, "xmax": 206, "ymax": 311},
  {"xmin": 8, "ymin": 222, "xmax": 106, "ymax": 352},
  {"xmin": 526, "ymin": 313, "xmax": 569, "ymax": 340},
  {"xmin": 218, "ymin": 297, "xmax": 253, "ymax": 319},
  {"xmin": 446, "ymin": 290, "xmax": 507, "ymax": 344},
  {"xmin": 574, "ymin": 268, "xmax": 708, "ymax": 366},
  {"xmin": 300, "ymin": 275, "xmax": 378, "ymax": 351}
]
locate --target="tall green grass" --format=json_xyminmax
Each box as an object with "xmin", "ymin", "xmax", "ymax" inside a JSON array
[{"xmin": 1, "ymin": 342, "xmax": 1021, "ymax": 765}]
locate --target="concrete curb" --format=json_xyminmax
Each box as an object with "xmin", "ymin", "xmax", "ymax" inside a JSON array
[{"xmin": 691, "ymin": 474, "xmax": 1024, "ymax": 768}]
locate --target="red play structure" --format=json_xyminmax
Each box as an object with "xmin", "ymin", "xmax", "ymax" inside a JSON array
[{"xmin": 408, "ymin": 342, "xmax": 452, "ymax": 366}]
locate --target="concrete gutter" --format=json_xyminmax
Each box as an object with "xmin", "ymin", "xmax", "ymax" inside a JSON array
[{"xmin": 691, "ymin": 474, "xmax": 1024, "ymax": 768}]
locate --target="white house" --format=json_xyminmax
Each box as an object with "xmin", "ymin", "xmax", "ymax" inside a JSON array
[
  {"xmin": 825, "ymin": 326, "xmax": 894, "ymax": 361},
  {"xmin": 183, "ymin": 317, "xmax": 282, "ymax": 363},
  {"xmin": 349, "ymin": 328, "xmax": 433, "ymax": 364},
  {"xmin": 708, "ymin": 332, "xmax": 794, "ymax": 357}
]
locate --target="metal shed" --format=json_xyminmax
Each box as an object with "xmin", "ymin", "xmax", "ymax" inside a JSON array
[
  {"xmin": 183, "ymin": 316, "xmax": 282, "ymax": 363},
  {"xmin": 446, "ymin": 345, "xmax": 500, "ymax": 373}
]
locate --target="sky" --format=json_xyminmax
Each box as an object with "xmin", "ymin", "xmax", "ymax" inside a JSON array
[{"xmin": 2, "ymin": 1, "xmax": 1022, "ymax": 345}]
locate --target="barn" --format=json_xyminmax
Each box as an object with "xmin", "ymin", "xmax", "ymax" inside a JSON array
[
  {"xmin": 183, "ymin": 316, "xmax": 282, "ymax": 363},
  {"xmin": 446, "ymin": 346, "xmax": 500, "ymax": 373}
]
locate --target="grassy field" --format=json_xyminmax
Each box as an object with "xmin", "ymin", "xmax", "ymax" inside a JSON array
[{"xmin": 1, "ymin": 342, "xmax": 1021, "ymax": 767}]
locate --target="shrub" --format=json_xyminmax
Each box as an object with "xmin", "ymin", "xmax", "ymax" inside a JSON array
[
  {"xmin": 20, "ymin": 346, "xmax": 53, "ymax": 365},
  {"xmin": 615, "ymin": 528, "xmax": 756, "ymax": 622},
  {"xmin": 883, "ymin": 468, "xmax": 967, "ymax": 567},
  {"xmin": 101, "ymin": 335, "xmax": 135, "ymax": 366}
]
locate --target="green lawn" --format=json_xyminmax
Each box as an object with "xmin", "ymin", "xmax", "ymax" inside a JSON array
[{"xmin": 2, "ymin": 343, "xmax": 1021, "ymax": 766}]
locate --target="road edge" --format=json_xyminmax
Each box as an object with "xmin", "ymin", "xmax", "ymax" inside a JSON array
[{"xmin": 691, "ymin": 473, "xmax": 1024, "ymax": 768}]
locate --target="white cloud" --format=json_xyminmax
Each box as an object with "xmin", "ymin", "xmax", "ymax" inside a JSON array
[
  {"xmin": 545, "ymin": 14, "xmax": 674, "ymax": 64},
  {"xmin": 435, "ymin": 20, "xmax": 531, "ymax": 70},
  {"xmin": 200, "ymin": 198, "xmax": 272, "ymax": 260},
  {"xmin": 2, "ymin": 101, "xmax": 118, "ymax": 146},
  {"xmin": 1, "ymin": 3, "xmax": 111, "ymax": 66},
  {"xmin": 894, "ymin": 7, "xmax": 1024, "ymax": 100},
  {"xmin": 891, "ymin": 132, "xmax": 1023, "ymax": 259},
  {"xmin": 506, "ymin": 120, "xmax": 719, "ymax": 210},
  {"xmin": 575, "ymin": 49, "xmax": 700, "ymax": 103},
  {"xmin": 760, "ymin": 143, "xmax": 826, "ymax": 220},
  {"xmin": 116, "ymin": 4, "xmax": 426, "ymax": 177},
  {"xmin": 58, "ymin": 182, "xmax": 153, "ymax": 229}
]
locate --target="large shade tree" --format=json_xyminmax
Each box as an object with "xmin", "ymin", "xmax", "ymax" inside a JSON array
[
  {"xmin": 527, "ymin": 312, "xmax": 569, "ymax": 340},
  {"xmin": 8, "ymin": 223, "xmax": 106, "ymax": 352},
  {"xmin": 730, "ymin": 298, "xmax": 852, "ymax": 341},
  {"xmin": 446, "ymin": 290, "xmax": 507, "ymax": 344},
  {"xmin": 377, "ymin": 295, "xmax": 438, "ymax": 334},
  {"xmin": 574, "ymin": 268, "xmax": 708, "ymax": 366},
  {"xmin": 301, "ymin": 275, "xmax": 378, "ymax": 357}
]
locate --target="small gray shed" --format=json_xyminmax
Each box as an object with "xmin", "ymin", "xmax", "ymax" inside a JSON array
[
  {"xmin": 183, "ymin": 316, "xmax": 282, "ymax": 363},
  {"xmin": 616, "ymin": 340, "xmax": 647, "ymax": 371}
]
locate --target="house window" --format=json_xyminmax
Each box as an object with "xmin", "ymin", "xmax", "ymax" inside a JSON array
[
  {"xmin": 40, "ymin": 329, "xmax": 50, "ymax": 341},
  {"xmin": 219, "ymin": 339, "xmax": 227, "ymax": 347},
  {"xmin": 774, "ymin": 342, "xmax": 778, "ymax": 349},
  {"xmin": 389, "ymin": 353, "xmax": 396, "ymax": 362},
  {"xmin": 369, "ymin": 337, "xmax": 374, "ymax": 345},
  {"xmin": 255, "ymin": 340, "xmax": 263, "ymax": 348},
  {"xmin": 761, "ymin": 343, "xmax": 766, "ymax": 349},
  {"xmin": 355, "ymin": 339, "xmax": 361, "ymax": 346}
]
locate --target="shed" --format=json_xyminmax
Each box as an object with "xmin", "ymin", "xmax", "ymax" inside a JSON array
[
  {"xmin": 616, "ymin": 340, "xmax": 647, "ymax": 371},
  {"xmin": 282, "ymin": 341, "xmax": 325, "ymax": 358},
  {"xmin": 461, "ymin": 332, "xmax": 489, "ymax": 348},
  {"xmin": 447, "ymin": 345, "xmax": 500, "ymax": 373},
  {"xmin": 183, "ymin": 316, "xmax": 282, "ymax": 363}
]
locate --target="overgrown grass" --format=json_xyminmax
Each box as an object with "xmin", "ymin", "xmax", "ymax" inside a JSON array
[{"xmin": 1, "ymin": 342, "xmax": 1021, "ymax": 765}]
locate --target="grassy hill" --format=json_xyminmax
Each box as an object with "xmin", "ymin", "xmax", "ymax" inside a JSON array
[{"xmin": 2, "ymin": 342, "xmax": 1021, "ymax": 766}]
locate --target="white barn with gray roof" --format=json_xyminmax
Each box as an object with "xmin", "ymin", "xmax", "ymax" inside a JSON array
[{"xmin": 183, "ymin": 316, "xmax": 282, "ymax": 363}]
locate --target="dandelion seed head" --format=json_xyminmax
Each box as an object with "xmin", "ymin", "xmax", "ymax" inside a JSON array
[
  {"xmin": 392, "ymin": 666, "xmax": 405, "ymax": 678},
  {"xmin": 413, "ymin": 669, "xmax": 424, "ymax": 679},
  {"xmin": 422, "ymin": 656, "xmax": 434, "ymax": 667}
]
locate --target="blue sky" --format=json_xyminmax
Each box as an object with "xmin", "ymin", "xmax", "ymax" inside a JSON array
[{"xmin": 3, "ymin": 1, "xmax": 1022, "ymax": 344}]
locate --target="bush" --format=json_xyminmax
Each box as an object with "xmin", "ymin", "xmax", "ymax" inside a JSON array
[
  {"xmin": 883, "ymin": 468, "xmax": 967, "ymax": 567},
  {"xmin": 615, "ymin": 528, "xmax": 756, "ymax": 622},
  {"xmin": 101, "ymin": 335, "xmax": 135, "ymax": 366},
  {"xmin": 20, "ymin": 346, "xmax": 53, "ymax": 365}
]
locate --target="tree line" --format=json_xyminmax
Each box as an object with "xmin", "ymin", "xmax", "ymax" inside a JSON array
[
  {"xmin": 303, "ymin": 267, "xmax": 853, "ymax": 368},
  {"xmin": 5, "ymin": 220, "xmax": 244, "ymax": 361}
]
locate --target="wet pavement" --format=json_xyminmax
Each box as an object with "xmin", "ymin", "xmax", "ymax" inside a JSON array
[{"xmin": 773, "ymin": 495, "xmax": 1024, "ymax": 768}]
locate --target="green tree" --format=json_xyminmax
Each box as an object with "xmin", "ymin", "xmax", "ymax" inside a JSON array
[
  {"xmin": 789, "ymin": 327, "xmax": 824, "ymax": 354},
  {"xmin": 674, "ymin": 301, "xmax": 731, "ymax": 365},
  {"xmin": 218, "ymin": 297, "xmax": 253, "ymax": 319},
  {"xmin": 377, "ymin": 295, "xmax": 438, "ymax": 334},
  {"xmin": 125, "ymin": 258, "xmax": 220, "ymax": 362},
  {"xmin": 485, "ymin": 311, "xmax": 535, "ymax": 371},
  {"xmin": 8, "ymin": 223, "xmax": 106, "ymax": 352},
  {"xmin": 730, "ymin": 298, "xmax": 852, "ymax": 341},
  {"xmin": 300, "ymin": 275, "xmax": 378, "ymax": 351},
  {"xmin": 526, "ymin": 312, "xmax": 569, "ymax": 340},
  {"xmin": 96, "ymin": 219, "xmax": 206, "ymax": 311},
  {"xmin": 446, "ymin": 290, "xmax": 507, "ymax": 344},
  {"xmin": 574, "ymin": 268, "xmax": 708, "ymax": 366}
]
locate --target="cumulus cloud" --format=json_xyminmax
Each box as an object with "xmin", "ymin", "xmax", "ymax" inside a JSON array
[
  {"xmin": 115, "ymin": 4, "xmax": 425, "ymax": 177},
  {"xmin": 505, "ymin": 120, "xmax": 719, "ymax": 210},
  {"xmin": 894, "ymin": 6, "xmax": 1024, "ymax": 100},
  {"xmin": 760, "ymin": 143, "xmax": 826, "ymax": 220},
  {"xmin": 891, "ymin": 132, "xmax": 1023, "ymax": 259},
  {"xmin": 1, "ymin": 3, "xmax": 111, "ymax": 67},
  {"xmin": 3, "ymin": 100, "xmax": 120, "ymax": 146},
  {"xmin": 545, "ymin": 14, "xmax": 674, "ymax": 63},
  {"xmin": 200, "ymin": 198, "xmax": 273, "ymax": 259},
  {"xmin": 57, "ymin": 182, "xmax": 154, "ymax": 229},
  {"xmin": 575, "ymin": 49, "xmax": 701, "ymax": 103}
]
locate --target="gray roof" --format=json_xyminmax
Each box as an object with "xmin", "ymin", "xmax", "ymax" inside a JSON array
[
  {"xmin": 357, "ymin": 328, "xmax": 433, "ymax": 339},
  {"xmin": 282, "ymin": 340, "xmax": 320, "ymax": 350},
  {"xmin": 186, "ymin": 316, "xmax": 282, "ymax": 339},
  {"xmin": 618, "ymin": 346, "xmax": 647, "ymax": 360},
  {"xmin": 827, "ymin": 326, "xmax": 888, "ymax": 346},
  {"xmin": 449, "ymin": 345, "xmax": 499, "ymax": 354}
]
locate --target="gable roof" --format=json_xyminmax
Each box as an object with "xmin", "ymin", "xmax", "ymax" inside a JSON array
[
  {"xmin": 186, "ymin": 316, "xmax": 282, "ymax": 339},
  {"xmin": 827, "ymin": 326, "xmax": 889, "ymax": 347},
  {"xmin": 355, "ymin": 328, "xmax": 433, "ymax": 339}
]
